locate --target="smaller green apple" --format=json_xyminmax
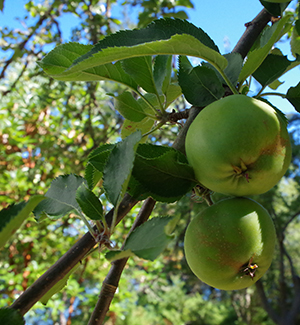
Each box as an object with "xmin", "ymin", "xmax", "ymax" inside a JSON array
[{"xmin": 184, "ymin": 197, "xmax": 276, "ymax": 290}]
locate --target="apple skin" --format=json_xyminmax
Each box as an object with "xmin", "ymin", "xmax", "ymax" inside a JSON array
[
  {"xmin": 185, "ymin": 95, "xmax": 291, "ymax": 196},
  {"xmin": 184, "ymin": 197, "xmax": 276, "ymax": 290}
]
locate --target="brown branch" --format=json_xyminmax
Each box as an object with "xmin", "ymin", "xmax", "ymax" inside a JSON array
[
  {"xmin": 168, "ymin": 109, "xmax": 190, "ymax": 123},
  {"xmin": 88, "ymin": 197, "xmax": 156, "ymax": 325},
  {"xmin": 172, "ymin": 106, "xmax": 203, "ymax": 155},
  {"xmin": 9, "ymin": 193, "xmax": 138, "ymax": 315},
  {"xmin": 232, "ymin": 8, "xmax": 272, "ymax": 59},
  {"xmin": 2, "ymin": 60, "xmax": 29, "ymax": 96}
]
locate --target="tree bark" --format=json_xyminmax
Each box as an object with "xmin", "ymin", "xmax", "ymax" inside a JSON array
[{"xmin": 87, "ymin": 197, "xmax": 156, "ymax": 325}]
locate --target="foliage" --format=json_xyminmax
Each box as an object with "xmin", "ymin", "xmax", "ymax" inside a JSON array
[{"xmin": 1, "ymin": 0, "xmax": 300, "ymax": 324}]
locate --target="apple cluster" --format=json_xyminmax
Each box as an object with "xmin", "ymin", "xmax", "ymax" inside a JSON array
[{"xmin": 184, "ymin": 95, "xmax": 292, "ymax": 290}]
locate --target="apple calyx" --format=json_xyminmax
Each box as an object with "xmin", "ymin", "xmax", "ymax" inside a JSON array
[
  {"xmin": 240, "ymin": 258, "xmax": 258, "ymax": 280},
  {"xmin": 232, "ymin": 159, "xmax": 251, "ymax": 183}
]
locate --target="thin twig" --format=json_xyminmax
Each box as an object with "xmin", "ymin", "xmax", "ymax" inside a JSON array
[{"xmin": 0, "ymin": 4, "xmax": 55, "ymax": 79}]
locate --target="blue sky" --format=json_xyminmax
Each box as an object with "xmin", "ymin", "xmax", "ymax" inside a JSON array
[{"xmin": 0, "ymin": 0, "xmax": 299, "ymax": 114}]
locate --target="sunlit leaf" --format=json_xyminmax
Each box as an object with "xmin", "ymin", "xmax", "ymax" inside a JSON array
[
  {"xmin": 39, "ymin": 19, "xmax": 227, "ymax": 82},
  {"xmin": 33, "ymin": 174, "xmax": 86, "ymax": 220},
  {"xmin": 0, "ymin": 195, "xmax": 45, "ymax": 249},
  {"xmin": 238, "ymin": 14, "xmax": 292, "ymax": 83},
  {"xmin": 39, "ymin": 264, "xmax": 80, "ymax": 305},
  {"xmin": 111, "ymin": 91, "xmax": 148, "ymax": 122}
]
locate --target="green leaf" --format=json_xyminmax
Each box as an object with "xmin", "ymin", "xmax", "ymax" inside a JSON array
[
  {"xmin": 123, "ymin": 216, "xmax": 174, "ymax": 261},
  {"xmin": 38, "ymin": 43, "xmax": 138, "ymax": 89},
  {"xmin": 252, "ymin": 53, "xmax": 291, "ymax": 87},
  {"xmin": 291, "ymin": 21, "xmax": 300, "ymax": 58},
  {"xmin": 39, "ymin": 19, "xmax": 227, "ymax": 82},
  {"xmin": 162, "ymin": 10, "xmax": 189, "ymax": 20},
  {"xmin": 106, "ymin": 216, "xmax": 177, "ymax": 262},
  {"xmin": 223, "ymin": 52, "xmax": 243, "ymax": 87},
  {"xmin": 178, "ymin": 56, "xmax": 224, "ymax": 106},
  {"xmin": 105, "ymin": 249, "xmax": 135, "ymax": 261},
  {"xmin": 84, "ymin": 144, "xmax": 115, "ymax": 190},
  {"xmin": 268, "ymin": 79, "xmax": 284, "ymax": 90},
  {"xmin": 33, "ymin": 174, "xmax": 87, "ymax": 220},
  {"xmin": 238, "ymin": 14, "xmax": 292, "ymax": 83},
  {"xmin": 164, "ymin": 213, "xmax": 181, "ymax": 236},
  {"xmin": 202, "ymin": 52, "xmax": 243, "ymax": 87},
  {"xmin": 0, "ymin": 195, "xmax": 45, "ymax": 249},
  {"xmin": 103, "ymin": 131, "xmax": 142, "ymax": 206},
  {"xmin": 76, "ymin": 185, "xmax": 103, "ymax": 221},
  {"xmin": 111, "ymin": 91, "xmax": 148, "ymax": 122},
  {"xmin": 0, "ymin": 0, "xmax": 4, "ymax": 12},
  {"xmin": 131, "ymin": 144, "xmax": 196, "ymax": 203},
  {"xmin": 0, "ymin": 308, "xmax": 25, "ymax": 325},
  {"xmin": 122, "ymin": 56, "xmax": 157, "ymax": 93},
  {"xmin": 127, "ymin": 175, "xmax": 152, "ymax": 201},
  {"xmin": 153, "ymin": 55, "xmax": 173, "ymax": 95},
  {"xmin": 121, "ymin": 117, "xmax": 155, "ymax": 141},
  {"xmin": 164, "ymin": 83, "xmax": 183, "ymax": 108},
  {"xmin": 84, "ymin": 163, "xmax": 103, "ymax": 190},
  {"xmin": 286, "ymin": 82, "xmax": 300, "ymax": 113},
  {"xmin": 88, "ymin": 144, "xmax": 115, "ymax": 174},
  {"xmin": 39, "ymin": 264, "xmax": 80, "ymax": 305}
]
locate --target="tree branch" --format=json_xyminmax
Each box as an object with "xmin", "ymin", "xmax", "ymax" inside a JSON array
[
  {"xmin": 9, "ymin": 193, "xmax": 138, "ymax": 315},
  {"xmin": 88, "ymin": 197, "xmax": 156, "ymax": 325},
  {"xmin": 232, "ymin": 8, "xmax": 272, "ymax": 59},
  {"xmin": 0, "ymin": 4, "xmax": 55, "ymax": 80},
  {"xmin": 255, "ymin": 280, "xmax": 279, "ymax": 324}
]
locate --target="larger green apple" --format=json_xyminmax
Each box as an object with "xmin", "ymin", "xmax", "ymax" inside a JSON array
[
  {"xmin": 184, "ymin": 197, "xmax": 276, "ymax": 290},
  {"xmin": 185, "ymin": 95, "xmax": 291, "ymax": 196}
]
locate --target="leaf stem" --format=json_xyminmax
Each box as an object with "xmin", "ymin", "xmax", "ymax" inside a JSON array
[
  {"xmin": 141, "ymin": 120, "xmax": 166, "ymax": 138},
  {"xmin": 258, "ymin": 92, "xmax": 286, "ymax": 98},
  {"xmin": 78, "ymin": 211, "xmax": 99, "ymax": 241},
  {"xmin": 109, "ymin": 196, "xmax": 123, "ymax": 234},
  {"xmin": 218, "ymin": 69, "xmax": 239, "ymax": 95},
  {"xmin": 136, "ymin": 90, "xmax": 162, "ymax": 119}
]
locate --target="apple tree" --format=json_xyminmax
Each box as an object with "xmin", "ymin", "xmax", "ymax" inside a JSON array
[{"xmin": 1, "ymin": 0, "xmax": 300, "ymax": 324}]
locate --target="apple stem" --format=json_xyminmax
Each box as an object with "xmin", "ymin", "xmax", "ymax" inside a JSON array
[{"xmin": 203, "ymin": 193, "xmax": 214, "ymax": 206}]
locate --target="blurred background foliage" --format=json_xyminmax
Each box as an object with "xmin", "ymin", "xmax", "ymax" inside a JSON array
[{"xmin": 0, "ymin": 0, "xmax": 300, "ymax": 324}]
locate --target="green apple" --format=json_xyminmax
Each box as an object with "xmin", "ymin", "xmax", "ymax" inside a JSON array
[
  {"xmin": 185, "ymin": 95, "xmax": 291, "ymax": 196},
  {"xmin": 184, "ymin": 197, "xmax": 276, "ymax": 290}
]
